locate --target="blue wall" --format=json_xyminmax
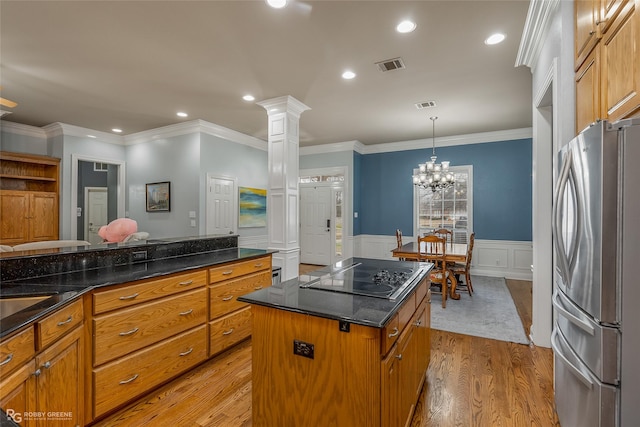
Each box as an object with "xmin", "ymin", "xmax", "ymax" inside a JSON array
[{"xmin": 357, "ymin": 139, "xmax": 532, "ymax": 241}]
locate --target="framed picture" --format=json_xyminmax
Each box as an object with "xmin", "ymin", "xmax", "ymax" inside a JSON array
[
  {"xmin": 146, "ymin": 181, "xmax": 170, "ymax": 212},
  {"xmin": 239, "ymin": 187, "xmax": 267, "ymax": 227}
]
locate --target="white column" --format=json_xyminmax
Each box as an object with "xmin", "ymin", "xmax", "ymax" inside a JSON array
[{"xmin": 257, "ymin": 96, "xmax": 310, "ymax": 281}]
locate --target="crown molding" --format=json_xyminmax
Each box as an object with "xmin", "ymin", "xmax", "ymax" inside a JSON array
[
  {"xmin": 43, "ymin": 122, "xmax": 125, "ymax": 144},
  {"xmin": 0, "ymin": 121, "xmax": 47, "ymax": 139},
  {"xmin": 300, "ymin": 140, "xmax": 366, "ymax": 156},
  {"xmin": 124, "ymin": 119, "xmax": 267, "ymax": 150},
  {"xmin": 515, "ymin": 0, "xmax": 560, "ymax": 69}
]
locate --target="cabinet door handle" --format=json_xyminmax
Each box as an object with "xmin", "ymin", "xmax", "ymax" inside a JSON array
[
  {"xmin": 0, "ymin": 353, "xmax": 13, "ymax": 366},
  {"xmin": 178, "ymin": 280, "xmax": 193, "ymax": 286},
  {"xmin": 42, "ymin": 361, "xmax": 51, "ymax": 369},
  {"xmin": 254, "ymin": 263, "xmax": 263, "ymax": 268},
  {"xmin": 119, "ymin": 327, "xmax": 139, "ymax": 336},
  {"xmin": 33, "ymin": 369, "xmax": 42, "ymax": 377},
  {"xmin": 396, "ymin": 354, "xmax": 403, "ymax": 360},
  {"xmin": 179, "ymin": 348, "xmax": 194, "ymax": 357},
  {"xmin": 414, "ymin": 320, "xmax": 422, "ymax": 326},
  {"xmin": 254, "ymin": 286, "xmax": 263, "ymax": 290},
  {"xmin": 222, "ymin": 295, "xmax": 234, "ymax": 301},
  {"xmin": 222, "ymin": 270, "xmax": 233, "ymax": 275},
  {"xmin": 179, "ymin": 309, "xmax": 194, "ymax": 316},
  {"xmin": 57, "ymin": 316, "xmax": 73, "ymax": 326},
  {"xmin": 119, "ymin": 293, "xmax": 139, "ymax": 300},
  {"xmin": 222, "ymin": 328, "xmax": 234, "ymax": 336},
  {"xmin": 388, "ymin": 327, "xmax": 399, "ymax": 338},
  {"xmin": 119, "ymin": 374, "xmax": 139, "ymax": 385}
]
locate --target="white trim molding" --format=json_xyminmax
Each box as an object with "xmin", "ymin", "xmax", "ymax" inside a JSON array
[
  {"xmin": 354, "ymin": 234, "xmax": 533, "ymax": 280},
  {"xmin": 516, "ymin": 0, "xmax": 561, "ymax": 69},
  {"xmin": 0, "ymin": 121, "xmax": 47, "ymax": 138}
]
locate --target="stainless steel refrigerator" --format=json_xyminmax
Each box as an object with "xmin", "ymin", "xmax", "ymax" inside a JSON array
[{"xmin": 552, "ymin": 118, "xmax": 640, "ymax": 427}]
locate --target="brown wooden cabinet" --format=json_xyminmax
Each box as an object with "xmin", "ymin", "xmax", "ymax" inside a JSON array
[
  {"xmin": 0, "ymin": 300, "xmax": 84, "ymax": 427},
  {"xmin": 575, "ymin": 0, "xmax": 640, "ymax": 133},
  {"xmin": 0, "ymin": 152, "xmax": 60, "ymax": 245}
]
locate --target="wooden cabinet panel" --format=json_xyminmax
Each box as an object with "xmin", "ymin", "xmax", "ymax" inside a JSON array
[
  {"xmin": 576, "ymin": 0, "xmax": 600, "ymax": 68},
  {"xmin": 0, "ymin": 192, "xmax": 29, "ymax": 243},
  {"xmin": 576, "ymin": 46, "xmax": 602, "ymax": 133},
  {"xmin": 209, "ymin": 306, "xmax": 252, "ymax": 357},
  {"xmin": 0, "ymin": 327, "xmax": 35, "ymax": 377},
  {"xmin": 93, "ymin": 270, "xmax": 207, "ymax": 314},
  {"xmin": 382, "ymin": 313, "xmax": 400, "ymax": 356},
  {"xmin": 29, "ymin": 193, "xmax": 58, "ymax": 242},
  {"xmin": 601, "ymin": 0, "xmax": 629, "ymax": 33},
  {"xmin": 601, "ymin": 0, "xmax": 640, "ymax": 121},
  {"xmin": 93, "ymin": 324, "xmax": 207, "ymax": 417},
  {"xmin": 93, "ymin": 288, "xmax": 207, "ymax": 366},
  {"xmin": 0, "ymin": 360, "xmax": 37, "ymax": 427},
  {"xmin": 36, "ymin": 299, "xmax": 83, "ymax": 350},
  {"xmin": 209, "ymin": 256, "xmax": 271, "ymax": 283},
  {"xmin": 381, "ymin": 346, "xmax": 400, "ymax": 427},
  {"xmin": 209, "ymin": 271, "xmax": 270, "ymax": 319}
]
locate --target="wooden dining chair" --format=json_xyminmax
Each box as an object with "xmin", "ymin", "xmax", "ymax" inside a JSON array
[
  {"xmin": 434, "ymin": 228, "xmax": 453, "ymax": 249},
  {"xmin": 451, "ymin": 232, "xmax": 475, "ymax": 295},
  {"xmin": 395, "ymin": 229, "xmax": 405, "ymax": 261},
  {"xmin": 417, "ymin": 234, "xmax": 450, "ymax": 308}
]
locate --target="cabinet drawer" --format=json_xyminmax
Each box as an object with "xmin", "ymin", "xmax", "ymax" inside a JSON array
[
  {"xmin": 93, "ymin": 324, "xmax": 207, "ymax": 417},
  {"xmin": 93, "ymin": 288, "xmax": 207, "ymax": 366},
  {"xmin": 210, "ymin": 271, "xmax": 271, "ymax": 319},
  {"xmin": 36, "ymin": 299, "xmax": 83, "ymax": 350},
  {"xmin": 93, "ymin": 270, "xmax": 207, "ymax": 314},
  {"xmin": 209, "ymin": 256, "xmax": 271, "ymax": 284},
  {"xmin": 381, "ymin": 293, "xmax": 416, "ymax": 356},
  {"xmin": 414, "ymin": 278, "xmax": 428, "ymax": 307},
  {"xmin": 0, "ymin": 327, "xmax": 35, "ymax": 377},
  {"xmin": 209, "ymin": 306, "xmax": 252, "ymax": 357}
]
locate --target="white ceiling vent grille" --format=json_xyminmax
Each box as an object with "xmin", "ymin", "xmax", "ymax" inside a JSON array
[
  {"xmin": 415, "ymin": 101, "xmax": 437, "ymax": 109},
  {"xmin": 375, "ymin": 57, "xmax": 406, "ymax": 72}
]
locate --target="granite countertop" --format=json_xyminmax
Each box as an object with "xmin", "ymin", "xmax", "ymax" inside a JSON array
[
  {"xmin": 0, "ymin": 247, "xmax": 273, "ymax": 339},
  {"xmin": 238, "ymin": 258, "xmax": 433, "ymax": 329}
]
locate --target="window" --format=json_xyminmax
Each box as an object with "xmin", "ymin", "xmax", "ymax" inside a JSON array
[
  {"xmin": 415, "ymin": 165, "xmax": 472, "ymax": 244},
  {"xmin": 94, "ymin": 162, "xmax": 108, "ymax": 172}
]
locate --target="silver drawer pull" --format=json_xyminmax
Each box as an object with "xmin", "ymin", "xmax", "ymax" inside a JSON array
[
  {"xmin": 254, "ymin": 263, "xmax": 263, "ymax": 268},
  {"xmin": 254, "ymin": 286, "xmax": 263, "ymax": 290},
  {"xmin": 179, "ymin": 348, "xmax": 194, "ymax": 357},
  {"xmin": 396, "ymin": 354, "xmax": 403, "ymax": 360},
  {"xmin": 33, "ymin": 369, "xmax": 41, "ymax": 377},
  {"xmin": 42, "ymin": 361, "xmax": 51, "ymax": 369},
  {"xmin": 119, "ymin": 327, "xmax": 139, "ymax": 336},
  {"xmin": 0, "ymin": 353, "xmax": 13, "ymax": 366},
  {"xmin": 222, "ymin": 329, "xmax": 234, "ymax": 336},
  {"xmin": 57, "ymin": 316, "xmax": 73, "ymax": 326},
  {"xmin": 179, "ymin": 309, "xmax": 194, "ymax": 316},
  {"xmin": 119, "ymin": 293, "xmax": 139, "ymax": 301},
  {"xmin": 119, "ymin": 374, "xmax": 139, "ymax": 385},
  {"xmin": 414, "ymin": 320, "xmax": 422, "ymax": 326},
  {"xmin": 222, "ymin": 296, "xmax": 234, "ymax": 301},
  {"xmin": 178, "ymin": 280, "xmax": 193, "ymax": 286},
  {"xmin": 388, "ymin": 327, "xmax": 399, "ymax": 338},
  {"xmin": 222, "ymin": 270, "xmax": 233, "ymax": 275}
]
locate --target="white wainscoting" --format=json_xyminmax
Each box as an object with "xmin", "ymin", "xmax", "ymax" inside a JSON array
[
  {"xmin": 354, "ymin": 235, "xmax": 533, "ymax": 280},
  {"xmin": 238, "ymin": 235, "xmax": 269, "ymax": 249}
]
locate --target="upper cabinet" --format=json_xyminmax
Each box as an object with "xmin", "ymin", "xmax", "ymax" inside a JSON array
[
  {"xmin": 0, "ymin": 152, "xmax": 60, "ymax": 245},
  {"xmin": 575, "ymin": 0, "xmax": 640, "ymax": 133}
]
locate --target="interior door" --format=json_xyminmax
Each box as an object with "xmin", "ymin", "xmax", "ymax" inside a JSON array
[
  {"xmin": 85, "ymin": 188, "xmax": 108, "ymax": 244},
  {"xmin": 206, "ymin": 175, "xmax": 236, "ymax": 235},
  {"xmin": 300, "ymin": 186, "xmax": 331, "ymax": 265}
]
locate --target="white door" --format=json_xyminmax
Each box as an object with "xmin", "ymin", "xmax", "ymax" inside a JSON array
[
  {"xmin": 206, "ymin": 175, "xmax": 237, "ymax": 235},
  {"xmin": 85, "ymin": 187, "xmax": 108, "ymax": 244},
  {"xmin": 300, "ymin": 186, "xmax": 331, "ymax": 265}
]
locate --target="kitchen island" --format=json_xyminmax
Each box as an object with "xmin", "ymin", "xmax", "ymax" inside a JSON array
[
  {"xmin": 0, "ymin": 235, "xmax": 274, "ymax": 425},
  {"xmin": 238, "ymin": 258, "xmax": 433, "ymax": 427}
]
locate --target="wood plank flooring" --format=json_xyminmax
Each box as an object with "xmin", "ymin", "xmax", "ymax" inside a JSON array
[{"xmin": 94, "ymin": 269, "xmax": 560, "ymax": 427}]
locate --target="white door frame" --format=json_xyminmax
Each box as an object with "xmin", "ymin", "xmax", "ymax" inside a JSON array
[
  {"xmin": 71, "ymin": 154, "xmax": 125, "ymax": 240},
  {"xmin": 84, "ymin": 186, "xmax": 108, "ymax": 244},
  {"xmin": 205, "ymin": 174, "xmax": 238, "ymax": 235}
]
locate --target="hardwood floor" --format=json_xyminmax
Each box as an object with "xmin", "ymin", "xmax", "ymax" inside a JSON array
[{"xmin": 94, "ymin": 269, "xmax": 560, "ymax": 427}]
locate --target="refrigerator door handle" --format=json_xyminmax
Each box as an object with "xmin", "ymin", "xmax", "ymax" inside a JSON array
[
  {"xmin": 551, "ymin": 329, "xmax": 595, "ymax": 389},
  {"xmin": 552, "ymin": 289, "xmax": 596, "ymax": 336}
]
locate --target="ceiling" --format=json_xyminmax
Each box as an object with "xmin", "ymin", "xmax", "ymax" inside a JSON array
[{"xmin": 0, "ymin": 0, "xmax": 532, "ymax": 147}]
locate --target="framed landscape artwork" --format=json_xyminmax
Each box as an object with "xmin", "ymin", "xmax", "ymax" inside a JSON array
[
  {"xmin": 146, "ymin": 181, "xmax": 170, "ymax": 212},
  {"xmin": 239, "ymin": 187, "xmax": 267, "ymax": 228}
]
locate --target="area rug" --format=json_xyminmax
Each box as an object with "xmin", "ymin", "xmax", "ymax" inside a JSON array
[{"xmin": 430, "ymin": 275, "xmax": 530, "ymax": 344}]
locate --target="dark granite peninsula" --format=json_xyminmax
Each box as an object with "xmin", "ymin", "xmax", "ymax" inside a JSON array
[
  {"xmin": 0, "ymin": 235, "xmax": 274, "ymax": 425},
  {"xmin": 238, "ymin": 258, "xmax": 433, "ymax": 427}
]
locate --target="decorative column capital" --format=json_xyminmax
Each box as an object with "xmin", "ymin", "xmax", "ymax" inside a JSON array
[{"xmin": 257, "ymin": 95, "xmax": 311, "ymax": 118}]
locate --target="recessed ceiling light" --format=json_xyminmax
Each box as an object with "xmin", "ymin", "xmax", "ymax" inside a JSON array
[
  {"xmin": 243, "ymin": 94, "xmax": 256, "ymax": 102},
  {"xmin": 485, "ymin": 33, "xmax": 506, "ymax": 45},
  {"xmin": 176, "ymin": 112, "xmax": 188, "ymax": 118},
  {"xmin": 396, "ymin": 20, "xmax": 416, "ymax": 33},
  {"xmin": 342, "ymin": 70, "xmax": 356, "ymax": 80},
  {"xmin": 112, "ymin": 128, "xmax": 122, "ymax": 133},
  {"xmin": 266, "ymin": 0, "xmax": 287, "ymax": 9}
]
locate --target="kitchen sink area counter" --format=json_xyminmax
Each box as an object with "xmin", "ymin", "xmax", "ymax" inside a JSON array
[{"xmin": 239, "ymin": 257, "xmax": 433, "ymax": 427}]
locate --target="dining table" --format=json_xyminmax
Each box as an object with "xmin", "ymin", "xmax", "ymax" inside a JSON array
[{"xmin": 391, "ymin": 241, "xmax": 468, "ymax": 300}]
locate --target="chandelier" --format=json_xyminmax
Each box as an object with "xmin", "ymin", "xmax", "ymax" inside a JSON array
[{"xmin": 412, "ymin": 116, "xmax": 455, "ymax": 192}]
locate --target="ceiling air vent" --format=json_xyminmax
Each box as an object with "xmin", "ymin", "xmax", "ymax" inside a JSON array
[
  {"xmin": 375, "ymin": 57, "xmax": 406, "ymax": 72},
  {"xmin": 415, "ymin": 101, "xmax": 437, "ymax": 109}
]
